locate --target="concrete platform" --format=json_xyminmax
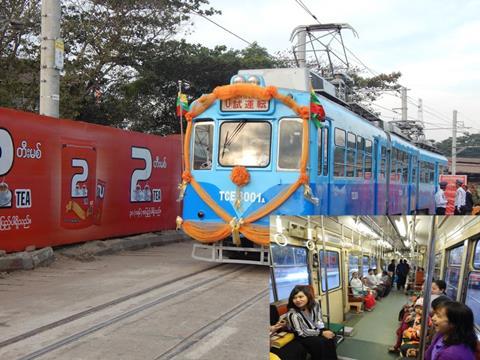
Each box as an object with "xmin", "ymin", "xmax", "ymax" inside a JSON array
[{"xmin": 0, "ymin": 230, "xmax": 189, "ymax": 272}]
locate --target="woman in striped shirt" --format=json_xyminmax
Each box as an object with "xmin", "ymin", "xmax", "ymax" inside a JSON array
[{"xmin": 287, "ymin": 285, "xmax": 338, "ymax": 360}]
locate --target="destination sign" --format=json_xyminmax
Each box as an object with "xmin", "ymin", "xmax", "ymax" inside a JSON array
[{"xmin": 221, "ymin": 98, "xmax": 270, "ymax": 112}]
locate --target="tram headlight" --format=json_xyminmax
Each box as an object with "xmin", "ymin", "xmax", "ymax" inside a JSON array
[
  {"xmin": 246, "ymin": 75, "xmax": 260, "ymax": 85},
  {"xmin": 231, "ymin": 75, "xmax": 245, "ymax": 84}
]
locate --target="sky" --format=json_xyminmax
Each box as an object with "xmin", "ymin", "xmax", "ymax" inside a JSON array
[{"xmin": 179, "ymin": 0, "xmax": 480, "ymax": 142}]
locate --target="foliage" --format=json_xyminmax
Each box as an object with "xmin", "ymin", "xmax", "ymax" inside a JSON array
[{"xmin": 434, "ymin": 133, "xmax": 480, "ymax": 158}]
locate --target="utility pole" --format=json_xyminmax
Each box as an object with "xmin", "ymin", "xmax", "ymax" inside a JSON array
[
  {"xmin": 40, "ymin": 0, "xmax": 62, "ymax": 118},
  {"xmin": 452, "ymin": 110, "xmax": 457, "ymax": 175},
  {"xmin": 401, "ymin": 87, "xmax": 407, "ymax": 121},
  {"xmin": 296, "ymin": 28, "xmax": 307, "ymax": 68},
  {"xmin": 418, "ymin": 98, "xmax": 423, "ymax": 125}
]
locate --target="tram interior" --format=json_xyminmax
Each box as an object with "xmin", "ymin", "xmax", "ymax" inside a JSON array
[{"xmin": 269, "ymin": 216, "xmax": 480, "ymax": 360}]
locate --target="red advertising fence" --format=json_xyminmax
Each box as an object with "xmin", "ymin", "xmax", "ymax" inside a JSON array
[
  {"xmin": 440, "ymin": 174, "xmax": 468, "ymax": 215},
  {"xmin": 0, "ymin": 108, "xmax": 182, "ymax": 252}
]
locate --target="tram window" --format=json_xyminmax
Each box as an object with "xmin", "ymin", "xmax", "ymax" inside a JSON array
[
  {"xmin": 403, "ymin": 154, "xmax": 409, "ymax": 183},
  {"xmin": 465, "ymin": 272, "xmax": 480, "ymax": 329},
  {"xmin": 365, "ymin": 139, "xmax": 372, "ymax": 154},
  {"xmin": 323, "ymin": 127, "xmax": 329, "ymax": 176},
  {"xmin": 356, "ymin": 136, "xmax": 364, "ymax": 177},
  {"xmin": 434, "ymin": 252, "xmax": 442, "ymax": 280},
  {"xmin": 278, "ymin": 118, "xmax": 302, "ymax": 170},
  {"xmin": 362, "ymin": 255, "xmax": 369, "ymax": 276},
  {"xmin": 219, "ymin": 121, "xmax": 271, "ymax": 167},
  {"xmin": 335, "ymin": 128, "xmax": 346, "ymax": 146},
  {"xmin": 271, "ymin": 244, "xmax": 309, "ymax": 300},
  {"xmin": 334, "ymin": 128, "xmax": 346, "ymax": 177},
  {"xmin": 380, "ymin": 147, "xmax": 386, "ymax": 180},
  {"xmin": 319, "ymin": 250, "xmax": 341, "ymax": 292},
  {"xmin": 474, "ymin": 241, "xmax": 480, "ymax": 269},
  {"xmin": 364, "ymin": 155, "xmax": 372, "ymax": 180},
  {"xmin": 371, "ymin": 257, "xmax": 377, "ymax": 270},
  {"xmin": 412, "ymin": 156, "xmax": 417, "ymax": 184},
  {"xmin": 429, "ymin": 163, "xmax": 435, "ymax": 183},
  {"xmin": 348, "ymin": 255, "xmax": 359, "ymax": 279},
  {"xmin": 193, "ymin": 122, "xmax": 214, "ymax": 170},
  {"xmin": 347, "ymin": 132, "xmax": 356, "ymax": 149},
  {"xmin": 346, "ymin": 149, "xmax": 355, "ymax": 177},
  {"xmin": 445, "ymin": 245, "xmax": 464, "ymax": 299}
]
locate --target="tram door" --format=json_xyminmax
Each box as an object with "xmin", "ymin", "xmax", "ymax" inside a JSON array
[
  {"xmin": 317, "ymin": 124, "xmax": 330, "ymax": 213},
  {"xmin": 374, "ymin": 139, "xmax": 388, "ymax": 214}
]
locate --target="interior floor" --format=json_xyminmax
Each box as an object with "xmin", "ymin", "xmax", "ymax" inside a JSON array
[{"xmin": 337, "ymin": 288, "xmax": 409, "ymax": 360}]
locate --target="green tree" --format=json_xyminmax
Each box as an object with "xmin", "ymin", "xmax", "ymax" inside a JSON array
[{"xmin": 434, "ymin": 133, "xmax": 480, "ymax": 158}]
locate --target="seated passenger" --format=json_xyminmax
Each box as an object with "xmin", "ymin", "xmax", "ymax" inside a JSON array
[
  {"xmin": 400, "ymin": 298, "xmax": 431, "ymax": 357},
  {"xmin": 366, "ymin": 269, "xmax": 386, "ymax": 298},
  {"xmin": 350, "ymin": 272, "xmax": 368, "ymax": 296},
  {"xmin": 430, "ymin": 279, "xmax": 449, "ymax": 304},
  {"xmin": 286, "ymin": 285, "xmax": 338, "ymax": 360},
  {"xmin": 389, "ymin": 295, "xmax": 421, "ymax": 353},
  {"xmin": 270, "ymin": 304, "xmax": 307, "ymax": 360},
  {"xmin": 425, "ymin": 301, "xmax": 477, "ymax": 360}
]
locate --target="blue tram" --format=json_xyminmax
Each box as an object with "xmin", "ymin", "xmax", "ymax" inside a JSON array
[{"xmin": 178, "ymin": 68, "xmax": 447, "ymax": 263}]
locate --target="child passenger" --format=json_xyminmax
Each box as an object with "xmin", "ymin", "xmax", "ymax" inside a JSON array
[{"xmin": 286, "ymin": 285, "xmax": 338, "ymax": 360}]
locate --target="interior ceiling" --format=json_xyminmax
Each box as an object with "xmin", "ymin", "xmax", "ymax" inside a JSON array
[{"xmin": 278, "ymin": 216, "xmax": 480, "ymax": 251}]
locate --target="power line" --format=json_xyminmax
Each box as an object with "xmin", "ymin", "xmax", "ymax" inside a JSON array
[{"xmin": 190, "ymin": 9, "xmax": 253, "ymax": 46}]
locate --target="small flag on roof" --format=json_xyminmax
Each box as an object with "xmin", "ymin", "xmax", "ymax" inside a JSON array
[
  {"xmin": 310, "ymin": 89, "xmax": 326, "ymax": 128},
  {"xmin": 176, "ymin": 92, "xmax": 189, "ymax": 117}
]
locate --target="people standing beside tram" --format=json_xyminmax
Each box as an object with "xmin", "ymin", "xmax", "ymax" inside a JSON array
[
  {"xmin": 286, "ymin": 285, "xmax": 338, "ymax": 360},
  {"xmin": 454, "ymin": 179, "xmax": 467, "ymax": 215},
  {"xmin": 464, "ymin": 184, "xmax": 474, "ymax": 215},
  {"xmin": 435, "ymin": 182, "xmax": 448, "ymax": 215},
  {"xmin": 425, "ymin": 301, "xmax": 477, "ymax": 360}
]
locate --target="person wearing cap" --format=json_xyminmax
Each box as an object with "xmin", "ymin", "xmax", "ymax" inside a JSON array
[
  {"xmin": 435, "ymin": 182, "xmax": 448, "ymax": 215},
  {"xmin": 454, "ymin": 179, "xmax": 467, "ymax": 215}
]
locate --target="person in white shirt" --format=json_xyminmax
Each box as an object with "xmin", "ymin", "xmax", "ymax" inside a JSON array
[
  {"xmin": 435, "ymin": 182, "xmax": 448, "ymax": 215},
  {"xmin": 454, "ymin": 179, "xmax": 466, "ymax": 215},
  {"xmin": 350, "ymin": 271, "xmax": 368, "ymax": 296}
]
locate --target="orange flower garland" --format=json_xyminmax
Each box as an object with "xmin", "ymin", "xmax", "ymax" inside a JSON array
[
  {"xmin": 179, "ymin": 82, "xmax": 315, "ymax": 246},
  {"xmin": 230, "ymin": 166, "xmax": 251, "ymax": 210}
]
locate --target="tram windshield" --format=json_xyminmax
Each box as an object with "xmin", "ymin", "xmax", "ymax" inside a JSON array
[{"xmin": 218, "ymin": 120, "xmax": 271, "ymax": 167}]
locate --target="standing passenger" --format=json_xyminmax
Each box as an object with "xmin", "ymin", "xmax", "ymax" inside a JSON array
[
  {"xmin": 464, "ymin": 184, "xmax": 474, "ymax": 215},
  {"xmin": 435, "ymin": 182, "xmax": 448, "ymax": 215},
  {"xmin": 287, "ymin": 285, "xmax": 338, "ymax": 360},
  {"xmin": 454, "ymin": 179, "xmax": 466, "ymax": 215},
  {"xmin": 425, "ymin": 301, "xmax": 476, "ymax": 360}
]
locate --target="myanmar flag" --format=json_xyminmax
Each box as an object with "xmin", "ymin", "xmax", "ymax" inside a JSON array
[
  {"xmin": 176, "ymin": 92, "xmax": 189, "ymax": 117},
  {"xmin": 310, "ymin": 89, "xmax": 326, "ymax": 128}
]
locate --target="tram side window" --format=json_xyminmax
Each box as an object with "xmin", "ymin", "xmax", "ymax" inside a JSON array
[
  {"xmin": 411, "ymin": 156, "xmax": 418, "ymax": 184},
  {"xmin": 420, "ymin": 161, "xmax": 427, "ymax": 183},
  {"xmin": 365, "ymin": 139, "xmax": 372, "ymax": 180},
  {"xmin": 334, "ymin": 128, "xmax": 346, "ymax": 177},
  {"xmin": 429, "ymin": 163, "xmax": 435, "ymax": 183},
  {"xmin": 348, "ymin": 255, "xmax": 359, "ymax": 280},
  {"xmin": 474, "ymin": 240, "xmax": 480, "ymax": 269},
  {"xmin": 380, "ymin": 146, "xmax": 387, "ymax": 180},
  {"xmin": 434, "ymin": 252, "xmax": 442, "ymax": 280},
  {"xmin": 403, "ymin": 153, "xmax": 409, "ymax": 183},
  {"xmin": 346, "ymin": 132, "xmax": 356, "ymax": 177},
  {"xmin": 444, "ymin": 245, "xmax": 464, "ymax": 300},
  {"xmin": 193, "ymin": 122, "xmax": 214, "ymax": 170},
  {"xmin": 270, "ymin": 244, "xmax": 309, "ymax": 301},
  {"xmin": 356, "ymin": 136, "xmax": 364, "ymax": 178},
  {"xmin": 362, "ymin": 255, "xmax": 369, "ymax": 276},
  {"xmin": 371, "ymin": 257, "xmax": 377, "ymax": 270},
  {"xmin": 278, "ymin": 118, "xmax": 302, "ymax": 170},
  {"xmin": 465, "ymin": 272, "xmax": 480, "ymax": 330},
  {"xmin": 319, "ymin": 250, "xmax": 341, "ymax": 292}
]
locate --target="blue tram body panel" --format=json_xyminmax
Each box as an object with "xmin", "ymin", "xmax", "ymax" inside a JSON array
[{"xmin": 182, "ymin": 70, "xmax": 448, "ymax": 229}]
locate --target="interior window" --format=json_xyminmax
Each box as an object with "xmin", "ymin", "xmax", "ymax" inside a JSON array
[{"xmin": 319, "ymin": 250, "xmax": 341, "ymax": 292}]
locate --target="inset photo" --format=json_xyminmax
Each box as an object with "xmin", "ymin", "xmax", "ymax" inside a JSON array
[{"xmin": 269, "ymin": 216, "xmax": 480, "ymax": 360}]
